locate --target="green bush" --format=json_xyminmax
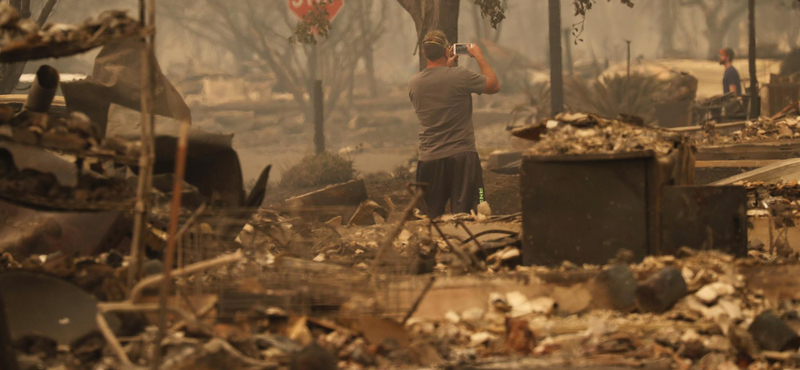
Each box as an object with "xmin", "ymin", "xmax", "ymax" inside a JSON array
[{"xmin": 280, "ymin": 152, "xmax": 356, "ymax": 189}]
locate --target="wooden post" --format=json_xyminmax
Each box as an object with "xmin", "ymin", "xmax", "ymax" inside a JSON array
[
  {"xmin": 548, "ymin": 0, "xmax": 564, "ymax": 115},
  {"xmin": 309, "ymin": 44, "xmax": 324, "ymax": 154},
  {"xmin": 314, "ymin": 80, "xmax": 325, "ymax": 154},
  {"xmin": 563, "ymin": 28, "xmax": 574, "ymax": 76},
  {"xmin": 748, "ymin": 0, "xmax": 760, "ymax": 118},
  {"xmin": 309, "ymin": 44, "xmax": 318, "ymax": 93}
]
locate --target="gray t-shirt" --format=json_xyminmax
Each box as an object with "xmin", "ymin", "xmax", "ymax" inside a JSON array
[{"xmin": 408, "ymin": 66, "xmax": 487, "ymax": 161}]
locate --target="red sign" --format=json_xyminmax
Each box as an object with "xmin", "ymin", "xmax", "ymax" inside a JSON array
[{"xmin": 288, "ymin": 0, "xmax": 345, "ymax": 22}]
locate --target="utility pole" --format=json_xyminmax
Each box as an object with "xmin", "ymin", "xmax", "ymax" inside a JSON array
[
  {"xmin": 549, "ymin": 0, "xmax": 564, "ymax": 115},
  {"xmin": 747, "ymin": 0, "xmax": 759, "ymax": 119}
]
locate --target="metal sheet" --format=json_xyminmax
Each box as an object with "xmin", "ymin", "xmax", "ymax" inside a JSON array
[
  {"xmin": 0, "ymin": 287, "xmax": 19, "ymax": 370},
  {"xmin": 660, "ymin": 185, "xmax": 747, "ymax": 257},
  {"xmin": 0, "ymin": 199, "xmax": 128, "ymax": 259},
  {"xmin": 0, "ymin": 271, "xmax": 118, "ymax": 345},
  {"xmin": 521, "ymin": 154, "xmax": 650, "ymax": 266}
]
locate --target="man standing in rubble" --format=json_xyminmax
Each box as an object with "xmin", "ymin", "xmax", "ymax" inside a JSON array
[
  {"xmin": 719, "ymin": 47, "xmax": 742, "ymax": 96},
  {"xmin": 408, "ymin": 30, "xmax": 501, "ymax": 218}
]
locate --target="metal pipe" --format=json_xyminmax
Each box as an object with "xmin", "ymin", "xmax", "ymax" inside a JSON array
[
  {"xmin": 129, "ymin": 250, "xmax": 243, "ymax": 307},
  {"xmin": 128, "ymin": 0, "xmax": 155, "ymax": 290},
  {"xmin": 97, "ymin": 313, "xmax": 132, "ymax": 365},
  {"xmin": 456, "ymin": 221, "xmax": 487, "ymax": 256},
  {"xmin": 626, "ymin": 40, "xmax": 632, "ymax": 80},
  {"xmin": 430, "ymin": 221, "xmax": 484, "ymax": 271},
  {"xmin": 176, "ymin": 203, "xmax": 207, "ymax": 269},
  {"xmin": 401, "ymin": 276, "xmax": 436, "ymax": 325},
  {"xmin": 156, "ymin": 119, "xmax": 190, "ymax": 353},
  {"xmin": 24, "ymin": 65, "xmax": 59, "ymax": 113}
]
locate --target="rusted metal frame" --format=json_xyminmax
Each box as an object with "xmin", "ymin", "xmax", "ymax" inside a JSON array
[
  {"xmin": 129, "ymin": 250, "xmax": 244, "ymax": 309},
  {"xmin": 97, "ymin": 313, "xmax": 132, "ymax": 366},
  {"xmin": 98, "ymin": 302, "xmax": 199, "ymax": 326},
  {"xmin": 401, "ymin": 275, "xmax": 436, "ymax": 325},
  {"xmin": 430, "ymin": 221, "xmax": 485, "ymax": 271},
  {"xmin": 456, "ymin": 220, "xmax": 487, "ymax": 256},
  {"xmin": 176, "ymin": 203, "xmax": 207, "ymax": 269},
  {"xmin": 170, "ymin": 297, "xmax": 216, "ymax": 332},
  {"xmin": 97, "ymin": 301, "xmax": 211, "ymax": 367},
  {"xmin": 767, "ymin": 210, "xmax": 776, "ymax": 255},
  {"xmin": 370, "ymin": 183, "xmax": 427, "ymax": 273}
]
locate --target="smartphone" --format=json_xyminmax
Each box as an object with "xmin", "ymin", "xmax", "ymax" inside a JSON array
[{"xmin": 453, "ymin": 43, "xmax": 471, "ymax": 56}]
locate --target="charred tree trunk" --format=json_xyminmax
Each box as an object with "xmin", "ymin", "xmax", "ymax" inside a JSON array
[
  {"xmin": 364, "ymin": 45, "xmax": 378, "ymax": 96},
  {"xmin": 659, "ymin": 0, "xmax": 676, "ymax": 57},
  {"xmin": 696, "ymin": 1, "xmax": 748, "ymax": 59},
  {"xmin": 397, "ymin": 0, "xmax": 461, "ymax": 71},
  {"xmin": 548, "ymin": 0, "xmax": 564, "ymax": 115},
  {"xmin": 348, "ymin": 63, "xmax": 356, "ymax": 107},
  {"xmin": 471, "ymin": 4, "xmax": 484, "ymax": 41},
  {"xmin": 705, "ymin": 27, "xmax": 727, "ymax": 60}
]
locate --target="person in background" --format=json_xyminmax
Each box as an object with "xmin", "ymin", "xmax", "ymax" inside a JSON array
[
  {"xmin": 719, "ymin": 47, "xmax": 742, "ymax": 96},
  {"xmin": 407, "ymin": 30, "xmax": 501, "ymax": 218}
]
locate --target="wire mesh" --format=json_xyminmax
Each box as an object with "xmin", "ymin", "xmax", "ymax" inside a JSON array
[{"xmin": 171, "ymin": 204, "xmax": 434, "ymax": 323}]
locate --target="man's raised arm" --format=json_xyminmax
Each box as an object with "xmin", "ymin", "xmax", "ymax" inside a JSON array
[{"xmin": 467, "ymin": 44, "xmax": 501, "ymax": 95}]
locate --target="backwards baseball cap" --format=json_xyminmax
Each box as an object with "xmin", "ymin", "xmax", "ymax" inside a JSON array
[{"xmin": 423, "ymin": 30, "xmax": 449, "ymax": 50}]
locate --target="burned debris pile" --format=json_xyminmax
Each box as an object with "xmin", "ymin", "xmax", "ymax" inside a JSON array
[
  {"xmin": 3, "ymin": 109, "xmax": 140, "ymax": 160},
  {"xmin": 515, "ymin": 112, "xmax": 686, "ymax": 157},
  {"xmin": 0, "ymin": 67, "xmax": 138, "ymax": 209},
  {"xmin": 703, "ymin": 116, "xmax": 800, "ymax": 145},
  {"xmin": 3, "ymin": 236, "xmax": 800, "ymax": 369},
  {"xmin": 0, "ymin": 6, "xmax": 140, "ymax": 62}
]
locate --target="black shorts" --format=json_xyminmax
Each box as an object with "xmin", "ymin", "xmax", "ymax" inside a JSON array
[{"xmin": 415, "ymin": 151, "xmax": 485, "ymax": 219}]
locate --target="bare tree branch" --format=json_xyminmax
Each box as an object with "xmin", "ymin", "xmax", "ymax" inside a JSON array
[{"xmin": 36, "ymin": 0, "xmax": 58, "ymax": 27}]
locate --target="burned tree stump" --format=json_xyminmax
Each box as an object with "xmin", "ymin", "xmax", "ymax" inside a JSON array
[
  {"xmin": 635, "ymin": 267, "xmax": 687, "ymax": 313},
  {"xmin": 749, "ymin": 311, "xmax": 800, "ymax": 352}
]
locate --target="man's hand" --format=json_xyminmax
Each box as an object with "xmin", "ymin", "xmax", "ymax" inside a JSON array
[
  {"xmin": 466, "ymin": 43, "xmax": 485, "ymax": 60},
  {"xmin": 447, "ymin": 48, "xmax": 459, "ymax": 67}
]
